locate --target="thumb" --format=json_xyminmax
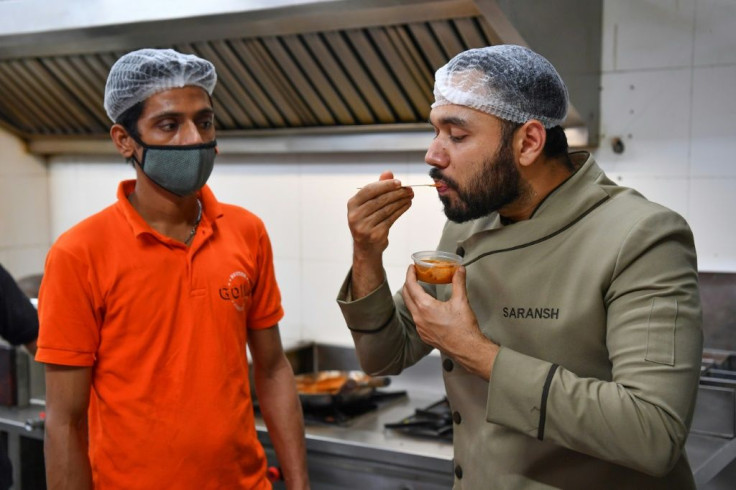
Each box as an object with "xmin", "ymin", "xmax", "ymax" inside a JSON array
[
  {"xmin": 451, "ymin": 265, "xmax": 467, "ymax": 300},
  {"xmin": 379, "ymin": 171, "xmax": 395, "ymax": 181}
]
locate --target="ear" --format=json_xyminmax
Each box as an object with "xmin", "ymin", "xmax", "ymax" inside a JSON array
[
  {"xmin": 515, "ymin": 120, "xmax": 546, "ymax": 168},
  {"xmin": 110, "ymin": 124, "xmax": 137, "ymax": 160}
]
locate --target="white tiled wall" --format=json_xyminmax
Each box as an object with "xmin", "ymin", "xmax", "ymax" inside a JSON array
[
  {"xmin": 1, "ymin": 0, "xmax": 735, "ymax": 345},
  {"xmin": 595, "ymin": 0, "xmax": 736, "ymax": 272},
  {"xmin": 0, "ymin": 130, "xmax": 49, "ymax": 280},
  {"xmin": 39, "ymin": 152, "xmax": 445, "ymax": 346}
]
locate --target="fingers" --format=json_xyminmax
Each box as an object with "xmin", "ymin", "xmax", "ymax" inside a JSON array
[
  {"xmin": 450, "ymin": 266, "xmax": 467, "ymax": 299},
  {"xmin": 379, "ymin": 171, "xmax": 395, "ymax": 181},
  {"xmin": 348, "ymin": 178, "xmax": 413, "ymax": 246},
  {"xmin": 401, "ymin": 265, "xmax": 419, "ymax": 314}
]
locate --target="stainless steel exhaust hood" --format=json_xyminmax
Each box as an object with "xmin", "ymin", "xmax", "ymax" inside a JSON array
[{"xmin": 0, "ymin": 0, "xmax": 601, "ymax": 155}]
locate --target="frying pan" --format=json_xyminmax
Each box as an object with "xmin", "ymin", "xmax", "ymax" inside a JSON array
[{"xmin": 295, "ymin": 370, "xmax": 391, "ymax": 408}]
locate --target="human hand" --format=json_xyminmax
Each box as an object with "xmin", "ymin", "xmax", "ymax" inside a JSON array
[
  {"xmin": 402, "ymin": 264, "xmax": 498, "ymax": 380},
  {"xmin": 347, "ymin": 171, "xmax": 414, "ymax": 262}
]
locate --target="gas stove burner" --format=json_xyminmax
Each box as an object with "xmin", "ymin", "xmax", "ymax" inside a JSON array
[
  {"xmin": 303, "ymin": 389, "xmax": 408, "ymax": 426},
  {"xmin": 384, "ymin": 397, "xmax": 453, "ymax": 442},
  {"xmin": 254, "ymin": 389, "xmax": 408, "ymax": 427}
]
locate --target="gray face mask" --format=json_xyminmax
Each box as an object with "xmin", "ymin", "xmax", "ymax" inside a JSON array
[{"xmin": 131, "ymin": 137, "xmax": 217, "ymax": 197}]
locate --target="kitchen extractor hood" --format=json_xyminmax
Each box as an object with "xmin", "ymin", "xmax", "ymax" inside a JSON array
[{"xmin": 0, "ymin": 0, "xmax": 601, "ymax": 155}]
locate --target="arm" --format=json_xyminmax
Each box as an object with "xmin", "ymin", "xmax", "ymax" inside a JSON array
[
  {"xmin": 0, "ymin": 264, "xmax": 39, "ymax": 348},
  {"xmin": 337, "ymin": 171, "xmax": 431, "ymax": 375},
  {"xmin": 44, "ymin": 364, "xmax": 93, "ymax": 490},
  {"xmin": 530, "ymin": 211, "xmax": 703, "ymax": 475},
  {"xmin": 24, "ymin": 340, "xmax": 38, "ymax": 355},
  {"xmin": 248, "ymin": 325, "xmax": 309, "ymax": 490},
  {"xmin": 347, "ymin": 171, "xmax": 414, "ymax": 299}
]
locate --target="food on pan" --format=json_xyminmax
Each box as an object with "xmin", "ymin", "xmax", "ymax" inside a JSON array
[{"xmin": 294, "ymin": 371, "xmax": 369, "ymax": 394}]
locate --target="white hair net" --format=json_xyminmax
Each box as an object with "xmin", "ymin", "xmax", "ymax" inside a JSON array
[
  {"xmin": 432, "ymin": 45, "xmax": 568, "ymax": 128},
  {"xmin": 104, "ymin": 48, "xmax": 217, "ymax": 122}
]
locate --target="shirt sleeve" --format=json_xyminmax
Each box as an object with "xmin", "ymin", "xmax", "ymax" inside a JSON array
[
  {"xmin": 486, "ymin": 209, "xmax": 703, "ymax": 477},
  {"xmin": 246, "ymin": 223, "xmax": 284, "ymax": 330},
  {"xmin": 0, "ymin": 264, "xmax": 39, "ymax": 346},
  {"xmin": 35, "ymin": 244, "xmax": 101, "ymax": 366},
  {"xmin": 336, "ymin": 270, "xmax": 434, "ymax": 376}
]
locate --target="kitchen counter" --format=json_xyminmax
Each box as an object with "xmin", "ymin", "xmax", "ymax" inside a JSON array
[
  {"xmin": 255, "ymin": 387, "xmax": 454, "ymax": 473},
  {"xmin": 2, "ymin": 344, "xmax": 734, "ymax": 488}
]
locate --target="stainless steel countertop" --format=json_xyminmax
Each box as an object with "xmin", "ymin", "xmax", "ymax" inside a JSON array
[
  {"xmin": 255, "ymin": 384, "xmax": 454, "ymax": 472},
  {"xmin": 2, "ymin": 345, "xmax": 734, "ymax": 484}
]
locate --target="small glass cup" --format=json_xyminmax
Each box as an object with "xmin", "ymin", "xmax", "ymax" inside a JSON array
[{"xmin": 411, "ymin": 251, "xmax": 462, "ymax": 284}]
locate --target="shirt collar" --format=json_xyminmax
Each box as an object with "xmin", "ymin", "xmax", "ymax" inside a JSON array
[{"xmin": 116, "ymin": 180, "xmax": 224, "ymax": 239}]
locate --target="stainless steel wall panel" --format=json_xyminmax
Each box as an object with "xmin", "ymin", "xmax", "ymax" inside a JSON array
[
  {"xmin": 261, "ymin": 37, "xmax": 331, "ymax": 126},
  {"xmin": 7, "ymin": 61, "xmax": 76, "ymax": 133},
  {"xmin": 369, "ymin": 27, "xmax": 430, "ymax": 118},
  {"xmin": 283, "ymin": 35, "xmax": 355, "ymax": 126},
  {"xmin": 0, "ymin": 3, "xmax": 600, "ymax": 148},
  {"xmin": 244, "ymin": 38, "xmax": 315, "ymax": 126},
  {"xmin": 347, "ymin": 29, "xmax": 415, "ymax": 122},
  {"xmin": 0, "ymin": 73, "xmax": 39, "ymax": 134},
  {"xmin": 228, "ymin": 39, "xmax": 303, "ymax": 127},
  {"xmin": 452, "ymin": 17, "xmax": 488, "ymax": 49},
  {"xmin": 36, "ymin": 58, "xmax": 107, "ymax": 132},
  {"xmin": 44, "ymin": 57, "xmax": 108, "ymax": 130},
  {"xmin": 301, "ymin": 33, "xmax": 374, "ymax": 125},
  {"xmin": 321, "ymin": 30, "xmax": 392, "ymax": 123},
  {"xmin": 186, "ymin": 42, "xmax": 257, "ymax": 129},
  {"xmin": 208, "ymin": 41, "xmax": 287, "ymax": 128},
  {"xmin": 428, "ymin": 20, "xmax": 465, "ymax": 58},
  {"xmin": 0, "ymin": 65, "xmax": 57, "ymax": 134},
  {"xmin": 406, "ymin": 24, "xmax": 449, "ymax": 69},
  {"xmin": 390, "ymin": 28, "xmax": 434, "ymax": 100}
]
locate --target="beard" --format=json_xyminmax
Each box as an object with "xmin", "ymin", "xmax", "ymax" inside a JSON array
[{"xmin": 430, "ymin": 136, "xmax": 523, "ymax": 223}]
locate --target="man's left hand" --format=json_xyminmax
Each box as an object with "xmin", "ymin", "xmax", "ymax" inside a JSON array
[{"xmin": 402, "ymin": 265, "xmax": 498, "ymax": 381}]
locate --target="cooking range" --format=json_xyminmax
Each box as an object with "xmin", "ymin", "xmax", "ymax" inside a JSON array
[
  {"xmin": 384, "ymin": 397, "xmax": 453, "ymax": 442},
  {"xmin": 259, "ymin": 389, "xmax": 410, "ymax": 426},
  {"xmin": 300, "ymin": 390, "xmax": 408, "ymax": 426}
]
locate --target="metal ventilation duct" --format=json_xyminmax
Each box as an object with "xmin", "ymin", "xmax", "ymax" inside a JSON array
[{"xmin": 0, "ymin": 0, "xmax": 601, "ymax": 155}]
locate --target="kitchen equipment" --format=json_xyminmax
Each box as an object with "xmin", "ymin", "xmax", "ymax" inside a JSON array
[
  {"xmin": 295, "ymin": 370, "xmax": 391, "ymax": 409},
  {"xmin": 385, "ymin": 397, "xmax": 454, "ymax": 441},
  {"xmin": 693, "ymin": 352, "xmax": 736, "ymax": 439}
]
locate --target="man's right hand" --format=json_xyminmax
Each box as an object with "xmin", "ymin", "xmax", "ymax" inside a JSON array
[{"xmin": 347, "ymin": 171, "xmax": 414, "ymax": 299}]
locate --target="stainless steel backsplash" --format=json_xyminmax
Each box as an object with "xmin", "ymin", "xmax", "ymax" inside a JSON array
[{"xmin": 699, "ymin": 272, "xmax": 736, "ymax": 351}]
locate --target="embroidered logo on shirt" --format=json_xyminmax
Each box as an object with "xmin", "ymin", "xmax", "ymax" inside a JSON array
[
  {"xmin": 502, "ymin": 307, "xmax": 560, "ymax": 319},
  {"xmin": 219, "ymin": 271, "xmax": 252, "ymax": 312}
]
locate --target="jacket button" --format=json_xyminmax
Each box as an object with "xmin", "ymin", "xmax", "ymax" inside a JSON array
[
  {"xmin": 455, "ymin": 464, "xmax": 463, "ymax": 479},
  {"xmin": 453, "ymin": 411, "xmax": 462, "ymax": 424},
  {"xmin": 443, "ymin": 358, "xmax": 454, "ymax": 372},
  {"xmin": 455, "ymin": 246, "xmax": 465, "ymax": 257}
]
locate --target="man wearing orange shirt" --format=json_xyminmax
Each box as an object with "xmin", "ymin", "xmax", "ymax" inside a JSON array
[{"xmin": 36, "ymin": 49, "xmax": 309, "ymax": 489}]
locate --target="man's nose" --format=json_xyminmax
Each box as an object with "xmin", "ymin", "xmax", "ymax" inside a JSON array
[
  {"xmin": 180, "ymin": 121, "xmax": 204, "ymax": 145},
  {"xmin": 425, "ymin": 138, "xmax": 449, "ymax": 168}
]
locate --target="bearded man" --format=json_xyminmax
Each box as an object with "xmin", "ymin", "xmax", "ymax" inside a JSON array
[{"xmin": 337, "ymin": 45, "xmax": 703, "ymax": 490}]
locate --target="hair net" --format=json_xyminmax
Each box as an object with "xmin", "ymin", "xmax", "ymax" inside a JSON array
[
  {"xmin": 104, "ymin": 48, "xmax": 217, "ymax": 122},
  {"xmin": 432, "ymin": 45, "xmax": 568, "ymax": 128}
]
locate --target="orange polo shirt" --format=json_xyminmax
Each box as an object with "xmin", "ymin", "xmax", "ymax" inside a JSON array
[{"xmin": 37, "ymin": 181, "xmax": 283, "ymax": 489}]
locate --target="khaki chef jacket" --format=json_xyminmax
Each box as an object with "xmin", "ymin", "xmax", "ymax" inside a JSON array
[{"xmin": 338, "ymin": 152, "xmax": 703, "ymax": 490}]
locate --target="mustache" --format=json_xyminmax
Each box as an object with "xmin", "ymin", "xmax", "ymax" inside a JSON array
[{"xmin": 429, "ymin": 168, "xmax": 459, "ymax": 190}]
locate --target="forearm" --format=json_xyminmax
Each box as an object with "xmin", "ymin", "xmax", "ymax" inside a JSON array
[
  {"xmin": 44, "ymin": 418, "xmax": 92, "ymax": 490},
  {"xmin": 488, "ymin": 347, "xmax": 697, "ymax": 477},
  {"xmin": 255, "ymin": 359, "xmax": 309, "ymax": 490},
  {"xmin": 350, "ymin": 249, "xmax": 385, "ymax": 300},
  {"xmin": 338, "ymin": 276, "xmax": 432, "ymax": 376}
]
